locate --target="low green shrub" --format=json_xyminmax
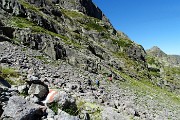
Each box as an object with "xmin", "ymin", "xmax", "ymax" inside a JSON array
[
  {"xmin": 49, "ymin": 102, "xmax": 79, "ymax": 116},
  {"xmin": 49, "ymin": 102, "xmax": 60, "ymax": 114},
  {"xmin": 62, "ymin": 103, "xmax": 79, "ymax": 116}
]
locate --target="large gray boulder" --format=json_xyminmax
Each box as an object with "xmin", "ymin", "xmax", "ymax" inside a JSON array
[
  {"xmin": 1, "ymin": 96, "xmax": 45, "ymax": 120},
  {"xmin": 28, "ymin": 83, "xmax": 49, "ymax": 100}
]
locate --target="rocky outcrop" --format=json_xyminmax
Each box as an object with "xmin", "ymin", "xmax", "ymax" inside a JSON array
[
  {"xmin": 25, "ymin": 0, "xmax": 109, "ymax": 22},
  {"xmin": 126, "ymin": 44, "xmax": 146, "ymax": 62}
]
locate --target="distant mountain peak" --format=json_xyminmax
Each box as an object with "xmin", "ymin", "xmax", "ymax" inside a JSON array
[{"xmin": 150, "ymin": 46, "xmax": 161, "ymax": 51}]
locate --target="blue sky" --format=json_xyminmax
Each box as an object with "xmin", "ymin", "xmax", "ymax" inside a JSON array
[{"xmin": 92, "ymin": 0, "xmax": 180, "ymax": 55}]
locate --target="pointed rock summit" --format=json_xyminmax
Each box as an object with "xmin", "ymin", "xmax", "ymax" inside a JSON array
[
  {"xmin": 149, "ymin": 46, "xmax": 161, "ymax": 51},
  {"xmin": 146, "ymin": 46, "xmax": 167, "ymax": 58}
]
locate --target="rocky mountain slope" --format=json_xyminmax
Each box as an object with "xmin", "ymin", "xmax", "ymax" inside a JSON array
[
  {"xmin": 146, "ymin": 46, "xmax": 180, "ymax": 94},
  {"xmin": 0, "ymin": 0, "xmax": 180, "ymax": 120},
  {"xmin": 147, "ymin": 46, "xmax": 180, "ymax": 67}
]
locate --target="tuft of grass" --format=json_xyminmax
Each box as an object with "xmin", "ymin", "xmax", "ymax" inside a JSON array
[
  {"xmin": 0, "ymin": 67, "xmax": 25, "ymax": 85},
  {"xmin": 1, "ymin": 67, "xmax": 19, "ymax": 78}
]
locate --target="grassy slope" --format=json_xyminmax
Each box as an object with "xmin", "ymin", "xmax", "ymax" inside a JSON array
[{"xmin": 118, "ymin": 72, "xmax": 180, "ymax": 117}]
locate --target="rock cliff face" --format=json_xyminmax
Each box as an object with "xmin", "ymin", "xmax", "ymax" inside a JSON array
[{"xmin": 0, "ymin": 0, "xmax": 180, "ymax": 120}]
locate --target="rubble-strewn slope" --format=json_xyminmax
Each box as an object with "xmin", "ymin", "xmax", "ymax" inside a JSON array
[{"xmin": 0, "ymin": 0, "xmax": 180, "ymax": 120}]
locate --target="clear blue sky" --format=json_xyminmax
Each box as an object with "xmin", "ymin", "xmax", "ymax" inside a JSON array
[{"xmin": 92, "ymin": 0, "xmax": 180, "ymax": 55}]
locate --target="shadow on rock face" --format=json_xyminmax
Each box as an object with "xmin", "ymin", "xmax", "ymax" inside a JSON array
[
  {"xmin": 0, "ymin": 77, "xmax": 11, "ymax": 88},
  {"xmin": 0, "ymin": 105, "xmax": 3, "ymax": 117},
  {"xmin": 54, "ymin": 43, "xmax": 66, "ymax": 60}
]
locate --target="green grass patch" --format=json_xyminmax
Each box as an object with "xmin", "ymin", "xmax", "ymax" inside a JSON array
[
  {"xmin": 1, "ymin": 67, "xmax": 19, "ymax": 78},
  {"xmin": 19, "ymin": 90, "xmax": 28, "ymax": 97},
  {"xmin": 112, "ymin": 38, "xmax": 132, "ymax": 47},
  {"xmin": 118, "ymin": 71, "xmax": 180, "ymax": 104},
  {"xmin": 146, "ymin": 56, "xmax": 156, "ymax": 65},
  {"xmin": 10, "ymin": 17, "xmax": 34, "ymax": 28},
  {"xmin": 0, "ymin": 66, "xmax": 25, "ymax": 85},
  {"xmin": 19, "ymin": 0, "xmax": 41, "ymax": 13},
  {"xmin": 35, "ymin": 55, "xmax": 46, "ymax": 60},
  {"xmin": 165, "ymin": 67, "xmax": 180, "ymax": 75},
  {"xmin": 62, "ymin": 9, "xmax": 85, "ymax": 18},
  {"xmin": 10, "ymin": 17, "xmax": 68, "ymax": 41},
  {"xmin": 163, "ymin": 66, "xmax": 180, "ymax": 86},
  {"xmin": 48, "ymin": 102, "xmax": 60, "ymax": 114},
  {"xmin": 149, "ymin": 71, "xmax": 160, "ymax": 77},
  {"xmin": 146, "ymin": 55, "xmax": 161, "ymax": 67},
  {"xmin": 85, "ymin": 22, "xmax": 105, "ymax": 32},
  {"xmin": 63, "ymin": 10, "xmax": 106, "ymax": 32},
  {"xmin": 49, "ymin": 102, "xmax": 79, "ymax": 116}
]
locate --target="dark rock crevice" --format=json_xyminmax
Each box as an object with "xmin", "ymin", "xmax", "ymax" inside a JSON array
[
  {"xmin": 54, "ymin": 43, "xmax": 67, "ymax": 60},
  {"xmin": 0, "ymin": 27, "xmax": 15, "ymax": 39}
]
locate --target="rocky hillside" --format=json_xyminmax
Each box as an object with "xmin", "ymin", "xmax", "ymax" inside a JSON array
[
  {"xmin": 147, "ymin": 46, "xmax": 180, "ymax": 67},
  {"xmin": 0, "ymin": 0, "xmax": 180, "ymax": 120},
  {"xmin": 146, "ymin": 46, "xmax": 180, "ymax": 94}
]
